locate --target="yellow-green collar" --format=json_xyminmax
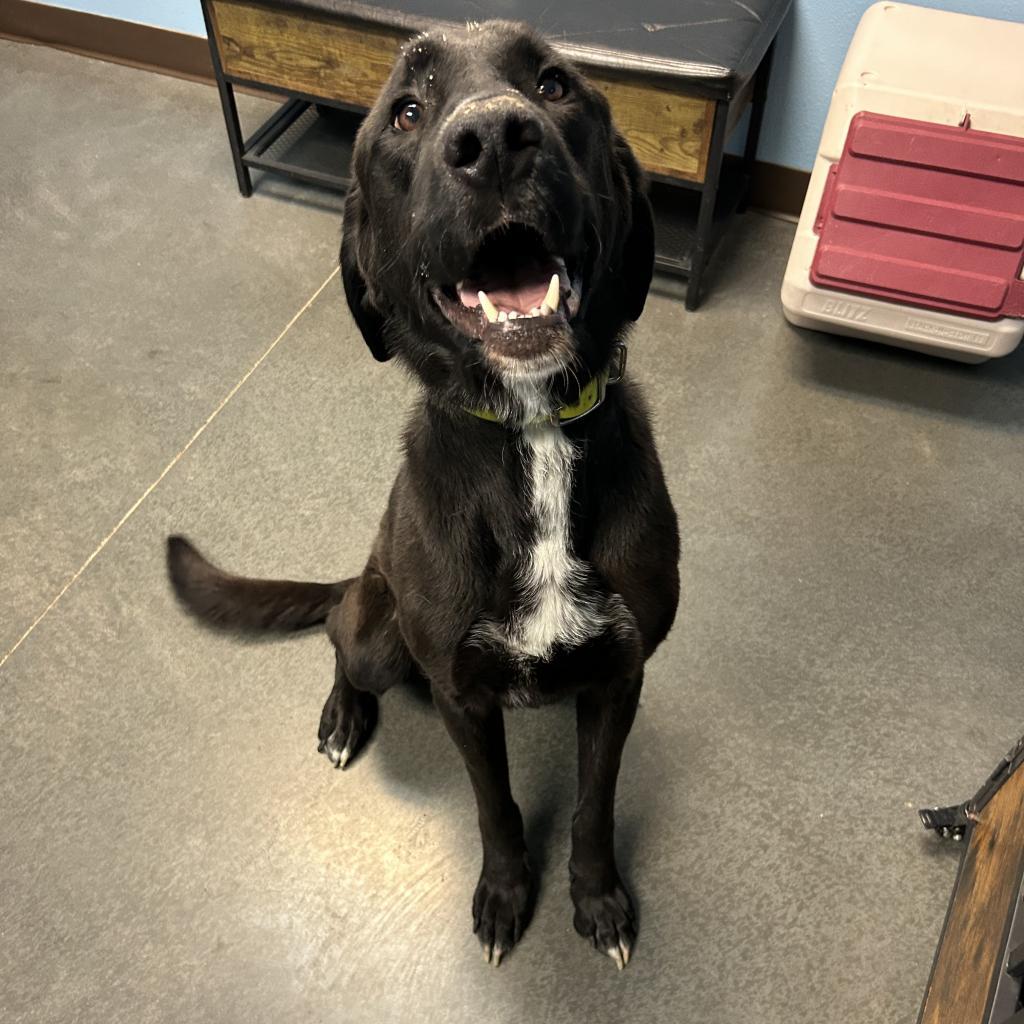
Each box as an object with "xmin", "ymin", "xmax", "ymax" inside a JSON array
[{"xmin": 466, "ymin": 345, "xmax": 626, "ymax": 427}]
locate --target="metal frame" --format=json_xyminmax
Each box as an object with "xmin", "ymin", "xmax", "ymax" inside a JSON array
[
  {"xmin": 666, "ymin": 38, "xmax": 776, "ymax": 310},
  {"xmin": 201, "ymin": 0, "xmax": 251, "ymax": 197},
  {"xmin": 241, "ymin": 98, "xmax": 352, "ymax": 191},
  {"xmin": 202, "ymin": 2, "xmax": 779, "ymax": 311}
]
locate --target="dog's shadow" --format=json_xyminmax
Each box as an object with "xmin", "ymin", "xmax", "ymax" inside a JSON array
[
  {"xmin": 364, "ymin": 681, "xmax": 596, "ymax": 872},
  {"xmin": 363, "ymin": 678, "xmax": 671, "ymax": 892}
]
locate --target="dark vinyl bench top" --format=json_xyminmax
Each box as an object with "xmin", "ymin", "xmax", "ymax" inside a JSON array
[{"xmin": 272, "ymin": 0, "xmax": 792, "ymax": 96}]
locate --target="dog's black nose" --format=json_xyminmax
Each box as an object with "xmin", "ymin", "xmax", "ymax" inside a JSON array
[{"xmin": 443, "ymin": 97, "xmax": 542, "ymax": 189}]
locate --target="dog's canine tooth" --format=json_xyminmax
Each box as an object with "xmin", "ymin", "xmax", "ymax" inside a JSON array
[
  {"xmin": 543, "ymin": 273, "xmax": 559, "ymax": 313},
  {"xmin": 477, "ymin": 290, "xmax": 499, "ymax": 323}
]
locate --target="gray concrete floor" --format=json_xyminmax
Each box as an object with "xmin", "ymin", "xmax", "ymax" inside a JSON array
[{"xmin": 3, "ymin": 40, "xmax": 1023, "ymax": 1024}]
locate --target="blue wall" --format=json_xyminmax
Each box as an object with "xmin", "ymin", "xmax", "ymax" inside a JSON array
[
  {"xmin": 41, "ymin": 0, "xmax": 1024, "ymax": 170},
  {"xmin": 756, "ymin": 0, "xmax": 1021, "ymax": 169},
  {"xmin": 42, "ymin": 1, "xmax": 206, "ymax": 36}
]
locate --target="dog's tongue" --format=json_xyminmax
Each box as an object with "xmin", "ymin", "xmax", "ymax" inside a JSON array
[{"xmin": 458, "ymin": 264, "xmax": 553, "ymax": 314}]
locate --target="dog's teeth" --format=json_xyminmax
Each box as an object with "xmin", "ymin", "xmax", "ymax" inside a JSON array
[
  {"xmin": 478, "ymin": 290, "xmax": 499, "ymax": 324},
  {"xmin": 498, "ymin": 311, "xmax": 508, "ymax": 322},
  {"xmin": 543, "ymin": 273, "xmax": 559, "ymax": 313},
  {"xmin": 529, "ymin": 307, "xmax": 541, "ymax": 317},
  {"xmin": 539, "ymin": 303, "xmax": 553, "ymax": 316},
  {"xmin": 508, "ymin": 311, "xmax": 518, "ymax": 319}
]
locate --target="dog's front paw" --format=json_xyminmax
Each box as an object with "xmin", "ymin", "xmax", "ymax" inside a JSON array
[
  {"xmin": 571, "ymin": 873, "xmax": 637, "ymax": 970},
  {"xmin": 472, "ymin": 860, "xmax": 533, "ymax": 967},
  {"xmin": 317, "ymin": 685, "xmax": 378, "ymax": 770}
]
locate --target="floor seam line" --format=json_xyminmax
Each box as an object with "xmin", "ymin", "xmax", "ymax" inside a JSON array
[{"xmin": 0, "ymin": 265, "xmax": 341, "ymax": 672}]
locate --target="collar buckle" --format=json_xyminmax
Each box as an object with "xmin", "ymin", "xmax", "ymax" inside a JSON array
[
  {"xmin": 556, "ymin": 344, "xmax": 627, "ymax": 426},
  {"xmin": 556, "ymin": 373, "xmax": 606, "ymax": 425}
]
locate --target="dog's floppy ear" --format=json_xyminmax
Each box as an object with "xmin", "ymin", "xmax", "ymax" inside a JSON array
[
  {"xmin": 615, "ymin": 135, "xmax": 656, "ymax": 322},
  {"xmin": 340, "ymin": 185, "xmax": 391, "ymax": 362}
]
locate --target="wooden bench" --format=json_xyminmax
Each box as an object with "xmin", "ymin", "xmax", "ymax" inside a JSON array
[{"xmin": 201, "ymin": 0, "xmax": 791, "ymax": 309}]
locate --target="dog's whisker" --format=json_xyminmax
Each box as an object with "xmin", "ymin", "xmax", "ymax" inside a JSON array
[{"xmin": 565, "ymin": 363, "xmax": 582, "ymax": 398}]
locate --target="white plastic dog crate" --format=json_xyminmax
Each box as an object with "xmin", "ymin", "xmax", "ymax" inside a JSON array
[{"xmin": 781, "ymin": 2, "xmax": 1024, "ymax": 362}]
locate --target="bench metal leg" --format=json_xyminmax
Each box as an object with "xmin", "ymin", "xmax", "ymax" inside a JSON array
[
  {"xmin": 217, "ymin": 80, "xmax": 253, "ymax": 197},
  {"xmin": 201, "ymin": 0, "xmax": 252, "ymax": 197},
  {"xmin": 739, "ymin": 39, "xmax": 776, "ymax": 212},
  {"xmin": 686, "ymin": 101, "xmax": 729, "ymax": 311}
]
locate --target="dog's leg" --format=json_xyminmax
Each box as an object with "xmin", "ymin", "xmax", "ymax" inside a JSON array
[
  {"xmin": 434, "ymin": 692, "xmax": 532, "ymax": 966},
  {"xmin": 570, "ymin": 673, "xmax": 642, "ymax": 969},
  {"xmin": 319, "ymin": 561, "xmax": 411, "ymax": 769},
  {"xmin": 317, "ymin": 648, "xmax": 379, "ymax": 769}
]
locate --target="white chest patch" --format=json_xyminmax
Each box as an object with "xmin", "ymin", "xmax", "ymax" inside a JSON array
[
  {"xmin": 484, "ymin": 365, "xmax": 609, "ymax": 660},
  {"xmin": 507, "ymin": 421, "xmax": 605, "ymax": 659}
]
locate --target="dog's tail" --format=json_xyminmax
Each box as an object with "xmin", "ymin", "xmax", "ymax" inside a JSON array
[{"xmin": 166, "ymin": 535, "xmax": 351, "ymax": 632}]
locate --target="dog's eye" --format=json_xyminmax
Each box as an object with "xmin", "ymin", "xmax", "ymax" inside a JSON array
[
  {"xmin": 393, "ymin": 101, "xmax": 422, "ymax": 132},
  {"xmin": 537, "ymin": 71, "xmax": 567, "ymax": 102}
]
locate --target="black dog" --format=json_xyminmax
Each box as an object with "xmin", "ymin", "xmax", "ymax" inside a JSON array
[{"xmin": 168, "ymin": 20, "xmax": 679, "ymax": 970}]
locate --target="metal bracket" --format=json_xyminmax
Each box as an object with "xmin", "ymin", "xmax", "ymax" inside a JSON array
[{"xmin": 921, "ymin": 731, "xmax": 1024, "ymax": 841}]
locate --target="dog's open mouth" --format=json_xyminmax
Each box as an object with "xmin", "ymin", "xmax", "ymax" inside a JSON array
[{"xmin": 431, "ymin": 224, "xmax": 582, "ymax": 353}]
